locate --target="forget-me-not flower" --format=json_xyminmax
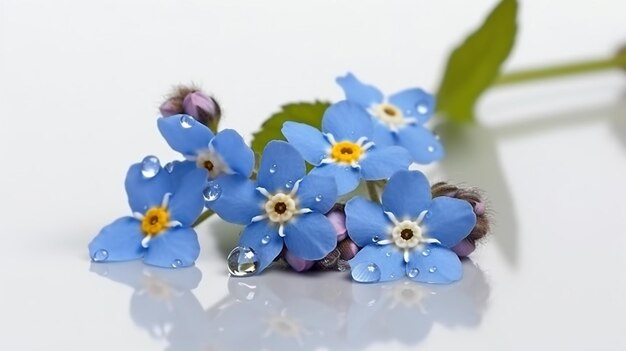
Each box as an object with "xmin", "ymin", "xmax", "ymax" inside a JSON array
[
  {"xmin": 345, "ymin": 170, "xmax": 476, "ymax": 284},
  {"xmin": 336, "ymin": 73, "xmax": 443, "ymax": 164},
  {"xmin": 157, "ymin": 114, "xmax": 254, "ymax": 180},
  {"xmin": 282, "ymin": 101, "xmax": 411, "ymax": 195},
  {"xmin": 88, "ymin": 159, "xmax": 208, "ymax": 268},
  {"xmin": 210, "ymin": 141, "xmax": 339, "ymax": 273}
]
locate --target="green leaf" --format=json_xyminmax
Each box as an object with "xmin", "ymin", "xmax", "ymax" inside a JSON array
[
  {"xmin": 251, "ymin": 101, "xmax": 331, "ymax": 155},
  {"xmin": 436, "ymin": 0, "xmax": 518, "ymax": 123}
]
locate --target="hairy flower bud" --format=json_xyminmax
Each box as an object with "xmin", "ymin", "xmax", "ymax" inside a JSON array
[{"xmin": 159, "ymin": 85, "xmax": 221, "ymax": 132}]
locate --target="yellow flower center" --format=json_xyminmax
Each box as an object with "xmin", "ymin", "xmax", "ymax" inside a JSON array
[
  {"xmin": 330, "ymin": 141, "xmax": 363, "ymax": 164},
  {"xmin": 141, "ymin": 207, "xmax": 170, "ymax": 236}
]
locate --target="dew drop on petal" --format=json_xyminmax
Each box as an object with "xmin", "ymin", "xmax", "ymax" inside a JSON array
[
  {"xmin": 427, "ymin": 146, "xmax": 435, "ymax": 153},
  {"xmin": 180, "ymin": 114, "xmax": 194, "ymax": 128},
  {"xmin": 407, "ymin": 267, "xmax": 420, "ymax": 278},
  {"xmin": 164, "ymin": 162, "xmax": 175, "ymax": 173},
  {"xmin": 203, "ymin": 181, "xmax": 222, "ymax": 202},
  {"xmin": 171, "ymin": 259, "xmax": 183, "ymax": 268},
  {"xmin": 372, "ymin": 235, "xmax": 380, "ymax": 243},
  {"xmin": 352, "ymin": 262, "xmax": 381, "ymax": 283},
  {"xmin": 416, "ymin": 102, "xmax": 429, "ymax": 115},
  {"xmin": 315, "ymin": 194, "xmax": 323, "ymax": 202},
  {"xmin": 269, "ymin": 164, "xmax": 277, "ymax": 174},
  {"xmin": 285, "ymin": 180, "xmax": 294, "ymax": 189},
  {"xmin": 227, "ymin": 246, "xmax": 259, "ymax": 277},
  {"xmin": 385, "ymin": 252, "xmax": 392, "ymax": 257},
  {"xmin": 429, "ymin": 266, "xmax": 438, "ymax": 273},
  {"xmin": 141, "ymin": 155, "xmax": 161, "ymax": 179},
  {"xmin": 261, "ymin": 235, "xmax": 271, "ymax": 245},
  {"xmin": 421, "ymin": 249, "xmax": 431, "ymax": 257},
  {"xmin": 92, "ymin": 249, "xmax": 109, "ymax": 262}
]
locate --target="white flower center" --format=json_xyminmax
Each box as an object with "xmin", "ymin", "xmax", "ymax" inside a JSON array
[
  {"xmin": 194, "ymin": 148, "xmax": 230, "ymax": 178},
  {"xmin": 391, "ymin": 220, "xmax": 423, "ymax": 249},
  {"xmin": 252, "ymin": 180, "xmax": 312, "ymax": 237},
  {"xmin": 370, "ymin": 103, "xmax": 417, "ymax": 132}
]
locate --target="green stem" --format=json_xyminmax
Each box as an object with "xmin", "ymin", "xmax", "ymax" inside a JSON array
[
  {"xmin": 192, "ymin": 209, "xmax": 215, "ymax": 227},
  {"xmin": 493, "ymin": 54, "xmax": 626, "ymax": 87},
  {"xmin": 366, "ymin": 181, "xmax": 379, "ymax": 202}
]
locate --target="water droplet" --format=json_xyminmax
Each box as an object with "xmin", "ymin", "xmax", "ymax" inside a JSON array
[
  {"xmin": 427, "ymin": 146, "xmax": 435, "ymax": 153},
  {"xmin": 352, "ymin": 262, "xmax": 381, "ymax": 283},
  {"xmin": 421, "ymin": 249, "xmax": 431, "ymax": 257},
  {"xmin": 319, "ymin": 154, "xmax": 327, "ymax": 162},
  {"xmin": 261, "ymin": 235, "xmax": 271, "ymax": 245},
  {"xmin": 390, "ymin": 273, "xmax": 395, "ymax": 279},
  {"xmin": 180, "ymin": 114, "xmax": 194, "ymax": 128},
  {"xmin": 315, "ymin": 194, "xmax": 323, "ymax": 202},
  {"xmin": 227, "ymin": 246, "xmax": 259, "ymax": 277},
  {"xmin": 171, "ymin": 259, "xmax": 183, "ymax": 268},
  {"xmin": 269, "ymin": 164, "xmax": 277, "ymax": 174},
  {"xmin": 92, "ymin": 249, "xmax": 108, "ymax": 262},
  {"xmin": 416, "ymin": 102, "xmax": 429, "ymax": 115},
  {"xmin": 141, "ymin": 155, "xmax": 161, "ymax": 179},
  {"xmin": 385, "ymin": 252, "xmax": 392, "ymax": 257},
  {"xmin": 407, "ymin": 267, "xmax": 420, "ymax": 278},
  {"xmin": 285, "ymin": 180, "xmax": 294, "ymax": 189},
  {"xmin": 372, "ymin": 235, "xmax": 380, "ymax": 243},
  {"xmin": 429, "ymin": 266, "xmax": 438, "ymax": 273},
  {"xmin": 203, "ymin": 182, "xmax": 222, "ymax": 202},
  {"xmin": 164, "ymin": 162, "xmax": 175, "ymax": 173}
]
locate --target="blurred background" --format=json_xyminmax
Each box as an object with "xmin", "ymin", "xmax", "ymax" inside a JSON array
[{"xmin": 1, "ymin": 0, "xmax": 625, "ymax": 350}]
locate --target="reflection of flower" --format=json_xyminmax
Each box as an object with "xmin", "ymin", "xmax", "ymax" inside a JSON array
[
  {"xmin": 158, "ymin": 114, "xmax": 254, "ymax": 180},
  {"xmin": 212, "ymin": 141, "xmax": 339, "ymax": 273},
  {"xmin": 346, "ymin": 170, "xmax": 476, "ymax": 283},
  {"xmin": 282, "ymin": 100, "xmax": 411, "ymax": 195},
  {"xmin": 336, "ymin": 73, "xmax": 443, "ymax": 164},
  {"xmin": 88, "ymin": 161, "xmax": 207, "ymax": 268}
]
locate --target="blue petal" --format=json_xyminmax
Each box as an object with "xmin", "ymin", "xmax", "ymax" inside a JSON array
[
  {"xmin": 256, "ymin": 140, "xmax": 306, "ymax": 193},
  {"xmin": 371, "ymin": 120, "xmax": 396, "ymax": 147},
  {"xmin": 382, "ymin": 170, "xmax": 431, "ymax": 220},
  {"xmin": 295, "ymin": 174, "xmax": 338, "ymax": 214},
  {"xmin": 406, "ymin": 244, "xmax": 463, "ymax": 284},
  {"xmin": 166, "ymin": 160, "xmax": 198, "ymax": 189},
  {"xmin": 168, "ymin": 168, "xmax": 209, "ymax": 226},
  {"xmin": 125, "ymin": 163, "xmax": 173, "ymax": 214},
  {"xmin": 336, "ymin": 73, "xmax": 383, "ymax": 108},
  {"xmin": 283, "ymin": 212, "xmax": 337, "ymax": 260},
  {"xmin": 388, "ymin": 88, "xmax": 435, "ymax": 124},
  {"xmin": 239, "ymin": 220, "xmax": 283, "ymax": 273},
  {"xmin": 309, "ymin": 163, "xmax": 361, "ymax": 196},
  {"xmin": 359, "ymin": 146, "xmax": 411, "ymax": 181},
  {"xmin": 157, "ymin": 114, "xmax": 214, "ymax": 156},
  {"xmin": 210, "ymin": 175, "xmax": 264, "ymax": 225},
  {"xmin": 321, "ymin": 101, "xmax": 373, "ymax": 141},
  {"xmin": 88, "ymin": 217, "xmax": 144, "ymax": 262},
  {"xmin": 281, "ymin": 122, "xmax": 330, "ymax": 166},
  {"xmin": 349, "ymin": 244, "xmax": 405, "ymax": 283},
  {"xmin": 345, "ymin": 197, "xmax": 392, "ymax": 247},
  {"xmin": 422, "ymin": 197, "xmax": 476, "ymax": 248},
  {"xmin": 397, "ymin": 125, "xmax": 444, "ymax": 164},
  {"xmin": 210, "ymin": 129, "xmax": 255, "ymax": 177},
  {"xmin": 143, "ymin": 227, "xmax": 200, "ymax": 268}
]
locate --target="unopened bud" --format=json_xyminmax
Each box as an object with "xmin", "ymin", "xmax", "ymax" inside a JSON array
[{"xmin": 159, "ymin": 85, "xmax": 221, "ymax": 132}]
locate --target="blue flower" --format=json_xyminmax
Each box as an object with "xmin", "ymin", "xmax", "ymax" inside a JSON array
[
  {"xmin": 157, "ymin": 114, "xmax": 255, "ymax": 180},
  {"xmin": 210, "ymin": 141, "xmax": 339, "ymax": 273},
  {"xmin": 336, "ymin": 73, "xmax": 444, "ymax": 164},
  {"xmin": 88, "ymin": 158, "xmax": 208, "ymax": 268},
  {"xmin": 282, "ymin": 101, "xmax": 411, "ymax": 195},
  {"xmin": 345, "ymin": 170, "xmax": 476, "ymax": 284}
]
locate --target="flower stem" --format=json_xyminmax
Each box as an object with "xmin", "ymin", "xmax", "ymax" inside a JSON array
[
  {"xmin": 493, "ymin": 53, "xmax": 626, "ymax": 87},
  {"xmin": 366, "ymin": 181, "xmax": 379, "ymax": 202},
  {"xmin": 192, "ymin": 209, "xmax": 215, "ymax": 228}
]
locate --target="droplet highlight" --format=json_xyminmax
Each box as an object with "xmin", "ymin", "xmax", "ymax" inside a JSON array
[
  {"xmin": 429, "ymin": 266, "xmax": 438, "ymax": 273},
  {"xmin": 407, "ymin": 267, "xmax": 420, "ymax": 278},
  {"xmin": 315, "ymin": 194, "xmax": 323, "ymax": 202},
  {"xmin": 352, "ymin": 262, "xmax": 381, "ymax": 283},
  {"xmin": 164, "ymin": 162, "xmax": 175, "ymax": 173},
  {"xmin": 203, "ymin": 181, "xmax": 222, "ymax": 202},
  {"xmin": 179, "ymin": 114, "xmax": 194, "ymax": 128},
  {"xmin": 421, "ymin": 249, "xmax": 431, "ymax": 257},
  {"xmin": 372, "ymin": 235, "xmax": 380, "ymax": 243},
  {"xmin": 171, "ymin": 259, "xmax": 183, "ymax": 268},
  {"xmin": 416, "ymin": 102, "xmax": 429, "ymax": 115},
  {"xmin": 92, "ymin": 249, "xmax": 109, "ymax": 262},
  {"xmin": 261, "ymin": 235, "xmax": 271, "ymax": 245},
  {"xmin": 227, "ymin": 246, "xmax": 259, "ymax": 277},
  {"xmin": 269, "ymin": 164, "xmax": 277, "ymax": 174},
  {"xmin": 427, "ymin": 146, "xmax": 435, "ymax": 153},
  {"xmin": 285, "ymin": 180, "xmax": 294, "ymax": 189},
  {"xmin": 141, "ymin": 155, "xmax": 161, "ymax": 179}
]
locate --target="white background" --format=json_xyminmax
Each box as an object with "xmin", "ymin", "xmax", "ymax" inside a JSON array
[{"xmin": 1, "ymin": 0, "xmax": 626, "ymax": 350}]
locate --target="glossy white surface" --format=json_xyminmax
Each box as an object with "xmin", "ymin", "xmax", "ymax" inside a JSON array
[{"xmin": 2, "ymin": 0, "xmax": 626, "ymax": 350}]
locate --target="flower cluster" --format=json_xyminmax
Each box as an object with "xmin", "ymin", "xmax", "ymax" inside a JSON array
[{"xmin": 89, "ymin": 73, "xmax": 488, "ymax": 285}]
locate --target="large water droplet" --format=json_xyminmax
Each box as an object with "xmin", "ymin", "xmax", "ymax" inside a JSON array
[
  {"xmin": 416, "ymin": 102, "xmax": 429, "ymax": 115},
  {"xmin": 407, "ymin": 267, "xmax": 420, "ymax": 278},
  {"xmin": 285, "ymin": 180, "xmax": 294, "ymax": 189},
  {"xmin": 315, "ymin": 194, "xmax": 323, "ymax": 202},
  {"xmin": 171, "ymin": 259, "xmax": 183, "ymax": 268},
  {"xmin": 421, "ymin": 249, "xmax": 431, "ymax": 257},
  {"xmin": 261, "ymin": 235, "xmax": 271, "ymax": 245},
  {"xmin": 269, "ymin": 164, "xmax": 277, "ymax": 174},
  {"xmin": 203, "ymin": 182, "xmax": 222, "ymax": 202},
  {"xmin": 141, "ymin": 155, "xmax": 161, "ymax": 179},
  {"xmin": 92, "ymin": 249, "xmax": 109, "ymax": 262},
  {"xmin": 352, "ymin": 262, "xmax": 381, "ymax": 283},
  {"xmin": 180, "ymin": 115, "xmax": 194, "ymax": 128},
  {"xmin": 227, "ymin": 247, "xmax": 259, "ymax": 277},
  {"xmin": 428, "ymin": 266, "xmax": 438, "ymax": 273}
]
